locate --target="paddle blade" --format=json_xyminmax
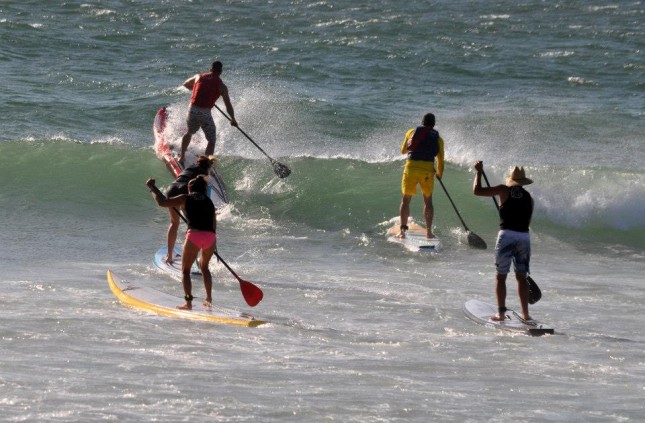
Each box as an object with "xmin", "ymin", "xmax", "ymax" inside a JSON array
[
  {"xmin": 527, "ymin": 275, "xmax": 542, "ymax": 304},
  {"xmin": 272, "ymin": 160, "xmax": 291, "ymax": 178},
  {"xmin": 467, "ymin": 231, "xmax": 487, "ymax": 249},
  {"xmin": 240, "ymin": 279, "xmax": 264, "ymax": 307}
]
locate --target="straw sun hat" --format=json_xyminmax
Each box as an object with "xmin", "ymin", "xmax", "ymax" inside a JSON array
[{"xmin": 505, "ymin": 166, "xmax": 533, "ymax": 186}]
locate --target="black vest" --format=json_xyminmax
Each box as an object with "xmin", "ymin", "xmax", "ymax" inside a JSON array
[{"xmin": 407, "ymin": 127, "xmax": 440, "ymax": 161}]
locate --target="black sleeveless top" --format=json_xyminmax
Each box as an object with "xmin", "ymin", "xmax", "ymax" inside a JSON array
[
  {"xmin": 176, "ymin": 164, "xmax": 208, "ymax": 186},
  {"xmin": 499, "ymin": 186, "xmax": 533, "ymax": 232},
  {"xmin": 185, "ymin": 192, "xmax": 215, "ymax": 232},
  {"xmin": 166, "ymin": 165, "xmax": 209, "ymax": 197}
]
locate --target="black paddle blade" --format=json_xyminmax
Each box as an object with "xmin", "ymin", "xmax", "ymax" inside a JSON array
[
  {"xmin": 467, "ymin": 231, "xmax": 487, "ymax": 249},
  {"xmin": 272, "ymin": 160, "xmax": 291, "ymax": 178},
  {"xmin": 527, "ymin": 275, "xmax": 542, "ymax": 304}
]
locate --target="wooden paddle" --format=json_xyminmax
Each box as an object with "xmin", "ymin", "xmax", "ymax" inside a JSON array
[
  {"xmin": 481, "ymin": 170, "xmax": 541, "ymax": 304},
  {"xmin": 214, "ymin": 105, "xmax": 291, "ymax": 179},
  {"xmin": 148, "ymin": 184, "xmax": 264, "ymax": 307},
  {"xmin": 436, "ymin": 177, "xmax": 487, "ymax": 249}
]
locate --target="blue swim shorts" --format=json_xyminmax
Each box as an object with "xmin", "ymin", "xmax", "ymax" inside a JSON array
[{"xmin": 494, "ymin": 229, "xmax": 531, "ymax": 275}]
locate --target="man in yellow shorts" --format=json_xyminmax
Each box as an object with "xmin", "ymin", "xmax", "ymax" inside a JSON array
[{"xmin": 397, "ymin": 113, "xmax": 445, "ymax": 239}]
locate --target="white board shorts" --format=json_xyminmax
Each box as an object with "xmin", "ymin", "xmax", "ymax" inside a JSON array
[{"xmin": 186, "ymin": 106, "xmax": 217, "ymax": 145}]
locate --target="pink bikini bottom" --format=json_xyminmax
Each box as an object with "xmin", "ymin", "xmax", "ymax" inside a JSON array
[{"xmin": 186, "ymin": 230, "xmax": 216, "ymax": 250}]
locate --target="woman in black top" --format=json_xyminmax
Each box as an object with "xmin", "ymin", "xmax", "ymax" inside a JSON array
[
  {"xmin": 163, "ymin": 155, "xmax": 214, "ymax": 263},
  {"xmin": 147, "ymin": 175, "xmax": 217, "ymax": 310}
]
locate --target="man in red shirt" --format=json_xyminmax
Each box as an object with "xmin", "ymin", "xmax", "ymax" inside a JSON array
[{"xmin": 178, "ymin": 61, "xmax": 238, "ymax": 165}]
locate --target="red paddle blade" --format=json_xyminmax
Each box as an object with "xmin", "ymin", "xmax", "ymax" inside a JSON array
[{"xmin": 240, "ymin": 279, "xmax": 263, "ymax": 307}]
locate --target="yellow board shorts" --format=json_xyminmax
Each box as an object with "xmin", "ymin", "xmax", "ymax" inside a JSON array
[{"xmin": 401, "ymin": 160, "xmax": 435, "ymax": 197}]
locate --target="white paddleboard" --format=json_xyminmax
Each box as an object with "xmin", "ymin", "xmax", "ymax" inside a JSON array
[
  {"xmin": 153, "ymin": 106, "xmax": 229, "ymax": 208},
  {"xmin": 153, "ymin": 246, "xmax": 201, "ymax": 280},
  {"xmin": 386, "ymin": 221, "xmax": 441, "ymax": 253},
  {"xmin": 464, "ymin": 299, "xmax": 554, "ymax": 336},
  {"xmin": 107, "ymin": 270, "xmax": 265, "ymax": 327}
]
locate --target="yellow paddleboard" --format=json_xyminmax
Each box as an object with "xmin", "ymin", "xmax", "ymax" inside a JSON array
[{"xmin": 107, "ymin": 270, "xmax": 265, "ymax": 327}]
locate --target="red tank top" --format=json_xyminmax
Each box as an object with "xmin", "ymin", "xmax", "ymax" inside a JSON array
[{"xmin": 190, "ymin": 72, "xmax": 222, "ymax": 108}]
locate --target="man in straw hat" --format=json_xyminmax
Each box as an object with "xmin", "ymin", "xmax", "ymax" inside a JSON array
[{"xmin": 473, "ymin": 161, "xmax": 534, "ymax": 321}]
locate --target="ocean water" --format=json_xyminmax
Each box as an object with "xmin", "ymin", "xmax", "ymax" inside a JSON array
[{"xmin": 1, "ymin": 1, "xmax": 644, "ymax": 422}]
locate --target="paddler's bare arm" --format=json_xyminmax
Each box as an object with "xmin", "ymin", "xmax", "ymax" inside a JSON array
[
  {"xmin": 473, "ymin": 161, "xmax": 509, "ymax": 203},
  {"xmin": 435, "ymin": 137, "xmax": 445, "ymax": 179},
  {"xmin": 219, "ymin": 82, "xmax": 238, "ymax": 127},
  {"xmin": 145, "ymin": 178, "xmax": 186, "ymax": 208},
  {"xmin": 182, "ymin": 74, "xmax": 199, "ymax": 90}
]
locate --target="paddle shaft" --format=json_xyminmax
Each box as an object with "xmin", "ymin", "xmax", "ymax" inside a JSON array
[
  {"xmin": 435, "ymin": 176, "xmax": 487, "ymax": 249},
  {"xmin": 437, "ymin": 177, "xmax": 471, "ymax": 231},
  {"xmin": 149, "ymin": 185, "xmax": 190, "ymax": 225},
  {"xmin": 214, "ymin": 105, "xmax": 274, "ymax": 161},
  {"xmin": 213, "ymin": 105, "xmax": 291, "ymax": 178},
  {"xmin": 480, "ymin": 171, "xmax": 500, "ymax": 211},
  {"xmin": 212, "ymin": 251, "xmax": 243, "ymax": 282}
]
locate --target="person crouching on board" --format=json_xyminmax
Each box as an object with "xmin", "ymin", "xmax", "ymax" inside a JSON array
[
  {"xmin": 397, "ymin": 112, "xmax": 445, "ymax": 239},
  {"xmin": 146, "ymin": 175, "xmax": 217, "ymax": 310},
  {"xmin": 472, "ymin": 161, "xmax": 534, "ymax": 322},
  {"xmin": 163, "ymin": 155, "xmax": 215, "ymax": 264}
]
